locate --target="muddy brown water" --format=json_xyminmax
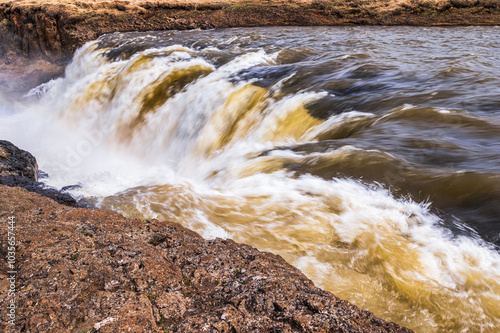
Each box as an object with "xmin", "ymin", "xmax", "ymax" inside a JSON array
[{"xmin": 2, "ymin": 26, "xmax": 500, "ymax": 331}]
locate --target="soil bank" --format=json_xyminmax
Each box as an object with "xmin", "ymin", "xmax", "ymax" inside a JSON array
[{"xmin": 0, "ymin": 0, "xmax": 499, "ymax": 91}]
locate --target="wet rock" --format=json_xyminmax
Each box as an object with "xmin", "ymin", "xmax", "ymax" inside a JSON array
[
  {"xmin": 61, "ymin": 184, "xmax": 82, "ymax": 192},
  {"xmin": 0, "ymin": 140, "xmax": 38, "ymax": 181},
  {"xmin": 0, "ymin": 140, "xmax": 80, "ymax": 207},
  {"xmin": 0, "ymin": 184, "xmax": 412, "ymax": 332},
  {"xmin": 0, "ymin": 141, "xmax": 412, "ymax": 331}
]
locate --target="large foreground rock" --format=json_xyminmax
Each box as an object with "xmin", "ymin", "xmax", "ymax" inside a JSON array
[{"xmin": 0, "ymin": 183, "xmax": 411, "ymax": 332}]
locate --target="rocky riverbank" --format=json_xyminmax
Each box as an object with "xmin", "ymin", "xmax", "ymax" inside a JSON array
[
  {"xmin": 0, "ymin": 140, "xmax": 412, "ymax": 332},
  {"xmin": 0, "ymin": 140, "xmax": 82, "ymax": 207},
  {"xmin": 1, "ymin": 0, "xmax": 499, "ymax": 92},
  {"xmin": 0, "ymin": 2, "xmax": 497, "ymax": 331}
]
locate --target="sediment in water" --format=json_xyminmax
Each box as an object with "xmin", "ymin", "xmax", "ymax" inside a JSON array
[
  {"xmin": 1, "ymin": 2, "xmax": 499, "ymax": 331},
  {"xmin": 0, "ymin": 140, "xmax": 412, "ymax": 332}
]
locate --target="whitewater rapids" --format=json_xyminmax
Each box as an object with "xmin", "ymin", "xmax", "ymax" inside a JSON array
[{"xmin": 2, "ymin": 27, "xmax": 500, "ymax": 332}]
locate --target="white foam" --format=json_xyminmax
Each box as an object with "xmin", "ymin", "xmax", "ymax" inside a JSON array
[
  {"xmin": 192, "ymin": 210, "xmax": 233, "ymax": 240},
  {"xmin": 4, "ymin": 34, "xmax": 500, "ymax": 331},
  {"xmin": 219, "ymin": 171, "xmax": 500, "ymax": 292}
]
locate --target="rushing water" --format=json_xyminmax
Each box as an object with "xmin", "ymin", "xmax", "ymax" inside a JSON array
[{"xmin": 1, "ymin": 26, "xmax": 500, "ymax": 331}]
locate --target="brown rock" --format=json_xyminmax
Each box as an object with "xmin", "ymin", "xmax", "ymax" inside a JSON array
[
  {"xmin": 156, "ymin": 291, "xmax": 188, "ymax": 323},
  {"xmin": 0, "ymin": 184, "xmax": 412, "ymax": 332}
]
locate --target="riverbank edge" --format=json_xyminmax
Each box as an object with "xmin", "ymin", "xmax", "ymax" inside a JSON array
[
  {"xmin": 1, "ymin": 0, "xmax": 499, "ymax": 92},
  {"xmin": 0, "ymin": 140, "xmax": 413, "ymax": 331}
]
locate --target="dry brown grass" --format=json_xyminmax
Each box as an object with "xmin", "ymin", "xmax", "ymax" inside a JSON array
[{"xmin": 0, "ymin": 0, "xmax": 497, "ymax": 15}]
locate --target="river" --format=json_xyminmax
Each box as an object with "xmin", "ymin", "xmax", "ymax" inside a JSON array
[{"xmin": 1, "ymin": 26, "xmax": 500, "ymax": 331}]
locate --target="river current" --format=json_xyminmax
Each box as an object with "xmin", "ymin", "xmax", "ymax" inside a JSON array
[{"xmin": 1, "ymin": 26, "xmax": 500, "ymax": 331}]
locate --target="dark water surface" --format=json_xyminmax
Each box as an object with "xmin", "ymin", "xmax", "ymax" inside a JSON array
[{"xmin": 99, "ymin": 25, "xmax": 500, "ymax": 246}]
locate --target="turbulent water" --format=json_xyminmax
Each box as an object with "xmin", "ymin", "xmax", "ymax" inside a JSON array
[{"xmin": 1, "ymin": 26, "xmax": 500, "ymax": 331}]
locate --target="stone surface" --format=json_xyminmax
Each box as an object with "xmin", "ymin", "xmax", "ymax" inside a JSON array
[
  {"xmin": 0, "ymin": 139, "xmax": 38, "ymax": 181},
  {"xmin": 0, "ymin": 140, "xmax": 80, "ymax": 207},
  {"xmin": 0, "ymin": 183, "xmax": 412, "ymax": 332},
  {"xmin": 0, "ymin": 137, "xmax": 413, "ymax": 332}
]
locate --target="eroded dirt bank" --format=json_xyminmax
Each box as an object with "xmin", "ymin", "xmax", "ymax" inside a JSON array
[
  {"xmin": 1, "ymin": 0, "xmax": 499, "ymax": 92},
  {"xmin": 0, "ymin": 140, "xmax": 412, "ymax": 332}
]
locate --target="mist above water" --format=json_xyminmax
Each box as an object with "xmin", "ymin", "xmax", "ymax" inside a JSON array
[{"xmin": 2, "ymin": 26, "xmax": 500, "ymax": 332}]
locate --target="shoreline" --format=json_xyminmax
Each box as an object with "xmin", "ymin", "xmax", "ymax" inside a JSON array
[
  {"xmin": 1, "ymin": 0, "xmax": 499, "ymax": 91},
  {"xmin": 0, "ymin": 140, "xmax": 413, "ymax": 331},
  {"xmin": 1, "ymin": 2, "xmax": 499, "ymax": 331}
]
